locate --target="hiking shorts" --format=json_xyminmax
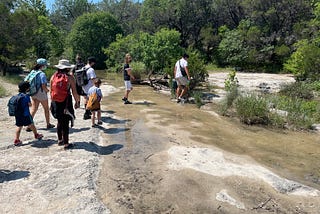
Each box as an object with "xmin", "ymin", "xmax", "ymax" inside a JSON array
[
  {"xmin": 124, "ymin": 80, "xmax": 132, "ymax": 91},
  {"xmin": 32, "ymin": 89, "xmax": 48, "ymax": 101},
  {"xmin": 15, "ymin": 115, "xmax": 33, "ymax": 127},
  {"xmin": 176, "ymin": 76, "xmax": 188, "ymax": 86}
]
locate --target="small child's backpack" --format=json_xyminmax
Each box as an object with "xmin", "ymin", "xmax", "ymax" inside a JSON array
[
  {"xmin": 75, "ymin": 67, "xmax": 89, "ymax": 87},
  {"xmin": 7, "ymin": 94, "xmax": 24, "ymax": 116},
  {"xmin": 24, "ymin": 70, "xmax": 42, "ymax": 96},
  {"xmin": 51, "ymin": 72, "xmax": 69, "ymax": 102},
  {"xmin": 86, "ymin": 89, "xmax": 100, "ymax": 110}
]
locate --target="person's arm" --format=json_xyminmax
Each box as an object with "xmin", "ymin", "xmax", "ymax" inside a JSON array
[
  {"xmin": 185, "ymin": 66, "xmax": 190, "ymax": 80},
  {"xmin": 127, "ymin": 68, "xmax": 135, "ymax": 80},
  {"xmin": 174, "ymin": 65, "xmax": 177, "ymax": 78},
  {"xmin": 41, "ymin": 73, "xmax": 50, "ymax": 93},
  {"xmin": 69, "ymin": 76, "xmax": 80, "ymax": 108}
]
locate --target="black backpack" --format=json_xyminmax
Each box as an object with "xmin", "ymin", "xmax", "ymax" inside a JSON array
[
  {"xmin": 75, "ymin": 67, "xmax": 89, "ymax": 87},
  {"xmin": 7, "ymin": 94, "xmax": 24, "ymax": 116}
]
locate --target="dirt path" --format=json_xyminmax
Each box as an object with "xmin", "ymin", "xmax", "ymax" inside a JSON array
[{"xmin": 1, "ymin": 74, "xmax": 320, "ymax": 213}]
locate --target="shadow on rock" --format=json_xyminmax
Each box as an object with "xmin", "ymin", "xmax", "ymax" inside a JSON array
[
  {"xmin": 0, "ymin": 169, "xmax": 30, "ymax": 183},
  {"xmin": 69, "ymin": 127, "xmax": 91, "ymax": 134},
  {"xmin": 101, "ymin": 117, "xmax": 131, "ymax": 125},
  {"xmin": 30, "ymin": 139, "xmax": 56, "ymax": 148},
  {"xmin": 133, "ymin": 100, "xmax": 156, "ymax": 106},
  {"xmin": 94, "ymin": 126, "xmax": 129, "ymax": 134},
  {"xmin": 73, "ymin": 142, "xmax": 123, "ymax": 155}
]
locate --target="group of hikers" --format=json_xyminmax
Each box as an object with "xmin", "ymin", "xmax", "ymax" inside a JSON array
[{"xmin": 9, "ymin": 53, "xmax": 190, "ymax": 149}]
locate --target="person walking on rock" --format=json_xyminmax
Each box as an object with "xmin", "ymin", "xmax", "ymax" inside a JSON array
[
  {"xmin": 13, "ymin": 81, "xmax": 43, "ymax": 146},
  {"xmin": 122, "ymin": 53, "xmax": 135, "ymax": 104},
  {"xmin": 82, "ymin": 57, "xmax": 97, "ymax": 120},
  {"xmin": 174, "ymin": 53, "xmax": 190, "ymax": 103},
  {"xmin": 26, "ymin": 58, "xmax": 55, "ymax": 131},
  {"xmin": 50, "ymin": 59, "xmax": 80, "ymax": 150}
]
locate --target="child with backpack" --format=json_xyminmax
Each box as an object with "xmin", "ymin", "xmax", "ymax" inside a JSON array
[
  {"xmin": 50, "ymin": 59, "xmax": 80, "ymax": 150},
  {"xmin": 87, "ymin": 78, "xmax": 103, "ymax": 128},
  {"xmin": 12, "ymin": 81, "xmax": 43, "ymax": 146}
]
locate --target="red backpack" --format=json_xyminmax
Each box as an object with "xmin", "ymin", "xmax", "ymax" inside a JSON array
[{"xmin": 51, "ymin": 72, "xmax": 69, "ymax": 102}]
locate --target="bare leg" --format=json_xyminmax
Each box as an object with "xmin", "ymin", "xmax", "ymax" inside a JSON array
[
  {"xmin": 40, "ymin": 99, "xmax": 51, "ymax": 126},
  {"xmin": 97, "ymin": 110, "xmax": 101, "ymax": 122},
  {"xmin": 30, "ymin": 98, "xmax": 40, "ymax": 118},
  {"xmin": 15, "ymin": 126, "xmax": 23, "ymax": 140},
  {"xmin": 91, "ymin": 111, "xmax": 96, "ymax": 126}
]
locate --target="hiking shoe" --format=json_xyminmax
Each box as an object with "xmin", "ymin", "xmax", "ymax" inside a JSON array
[
  {"xmin": 97, "ymin": 121, "xmax": 103, "ymax": 125},
  {"xmin": 14, "ymin": 139, "xmax": 22, "ymax": 146},
  {"xmin": 122, "ymin": 97, "xmax": 127, "ymax": 102},
  {"xmin": 26, "ymin": 127, "xmax": 32, "ymax": 132},
  {"xmin": 83, "ymin": 114, "xmax": 91, "ymax": 120},
  {"xmin": 177, "ymin": 98, "xmax": 181, "ymax": 103},
  {"xmin": 35, "ymin": 133, "xmax": 43, "ymax": 140},
  {"xmin": 92, "ymin": 124, "xmax": 98, "ymax": 128},
  {"xmin": 64, "ymin": 143, "xmax": 74, "ymax": 150},
  {"xmin": 58, "ymin": 140, "xmax": 64, "ymax": 146},
  {"xmin": 124, "ymin": 100, "xmax": 132, "ymax": 104},
  {"xmin": 46, "ymin": 123, "xmax": 55, "ymax": 129}
]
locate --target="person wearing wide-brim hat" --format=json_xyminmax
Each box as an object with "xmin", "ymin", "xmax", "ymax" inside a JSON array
[{"xmin": 50, "ymin": 59, "xmax": 80, "ymax": 150}]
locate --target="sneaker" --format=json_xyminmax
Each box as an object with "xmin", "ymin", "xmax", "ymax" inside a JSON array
[
  {"xmin": 14, "ymin": 139, "xmax": 22, "ymax": 146},
  {"xmin": 35, "ymin": 133, "xmax": 43, "ymax": 140},
  {"xmin": 64, "ymin": 143, "xmax": 74, "ymax": 150},
  {"xmin": 124, "ymin": 100, "xmax": 132, "ymax": 104},
  {"xmin": 97, "ymin": 121, "xmax": 103, "ymax": 125},
  {"xmin": 91, "ymin": 124, "xmax": 98, "ymax": 128},
  {"xmin": 177, "ymin": 98, "xmax": 181, "ymax": 103},
  {"xmin": 83, "ymin": 113, "xmax": 91, "ymax": 120},
  {"xmin": 122, "ymin": 97, "xmax": 127, "ymax": 102},
  {"xmin": 46, "ymin": 123, "xmax": 55, "ymax": 129},
  {"xmin": 58, "ymin": 140, "xmax": 64, "ymax": 146}
]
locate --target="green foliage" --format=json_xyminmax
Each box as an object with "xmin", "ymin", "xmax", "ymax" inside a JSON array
[
  {"xmin": 186, "ymin": 49, "xmax": 208, "ymax": 86},
  {"xmin": 279, "ymin": 82, "xmax": 314, "ymax": 100},
  {"xmin": 224, "ymin": 70, "xmax": 238, "ymax": 92},
  {"xmin": 270, "ymin": 95, "xmax": 320, "ymax": 129},
  {"xmin": 235, "ymin": 94, "xmax": 269, "ymax": 125},
  {"xmin": 219, "ymin": 84, "xmax": 239, "ymax": 116},
  {"xmin": 130, "ymin": 61, "xmax": 146, "ymax": 80},
  {"xmin": 104, "ymin": 28, "xmax": 182, "ymax": 74},
  {"xmin": 218, "ymin": 27, "xmax": 248, "ymax": 66},
  {"xmin": 192, "ymin": 91, "xmax": 204, "ymax": 108},
  {"xmin": 284, "ymin": 40, "xmax": 320, "ymax": 81},
  {"xmin": 67, "ymin": 12, "xmax": 123, "ymax": 69}
]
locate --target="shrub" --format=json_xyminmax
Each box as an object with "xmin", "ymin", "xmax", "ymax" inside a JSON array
[
  {"xmin": 235, "ymin": 94, "xmax": 269, "ymax": 125},
  {"xmin": 279, "ymin": 82, "xmax": 314, "ymax": 100},
  {"xmin": 192, "ymin": 91, "xmax": 203, "ymax": 108}
]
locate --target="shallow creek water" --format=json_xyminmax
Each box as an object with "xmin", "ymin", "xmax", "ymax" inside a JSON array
[
  {"xmin": 101, "ymin": 74, "xmax": 320, "ymax": 191},
  {"xmin": 97, "ymin": 73, "xmax": 320, "ymax": 212}
]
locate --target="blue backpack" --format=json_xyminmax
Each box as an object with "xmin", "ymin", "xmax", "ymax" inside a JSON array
[
  {"xmin": 7, "ymin": 94, "xmax": 24, "ymax": 116},
  {"xmin": 24, "ymin": 70, "xmax": 42, "ymax": 96}
]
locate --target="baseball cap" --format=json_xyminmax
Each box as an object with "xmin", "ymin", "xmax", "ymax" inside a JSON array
[{"xmin": 36, "ymin": 58, "xmax": 47, "ymax": 66}]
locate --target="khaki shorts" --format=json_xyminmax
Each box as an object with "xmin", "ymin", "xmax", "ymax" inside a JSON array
[
  {"xmin": 124, "ymin": 80, "xmax": 132, "ymax": 91},
  {"xmin": 176, "ymin": 76, "xmax": 188, "ymax": 86},
  {"xmin": 32, "ymin": 89, "xmax": 48, "ymax": 101}
]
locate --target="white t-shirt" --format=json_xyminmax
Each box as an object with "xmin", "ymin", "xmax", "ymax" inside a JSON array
[
  {"xmin": 175, "ymin": 58, "xmax": 188, "ymax": 78},
  {"xmin": 82, "ymin": 66, "xmax": 96, "ymax": 94}
]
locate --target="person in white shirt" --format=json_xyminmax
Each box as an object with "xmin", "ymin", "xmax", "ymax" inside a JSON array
[
  {"xmin": 174, "ymin": 53, "xmax": 190, "ymax": 103},
  {"xmin": 82, "ymin": 57, "xmax": 97, "ymax": 120}
]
